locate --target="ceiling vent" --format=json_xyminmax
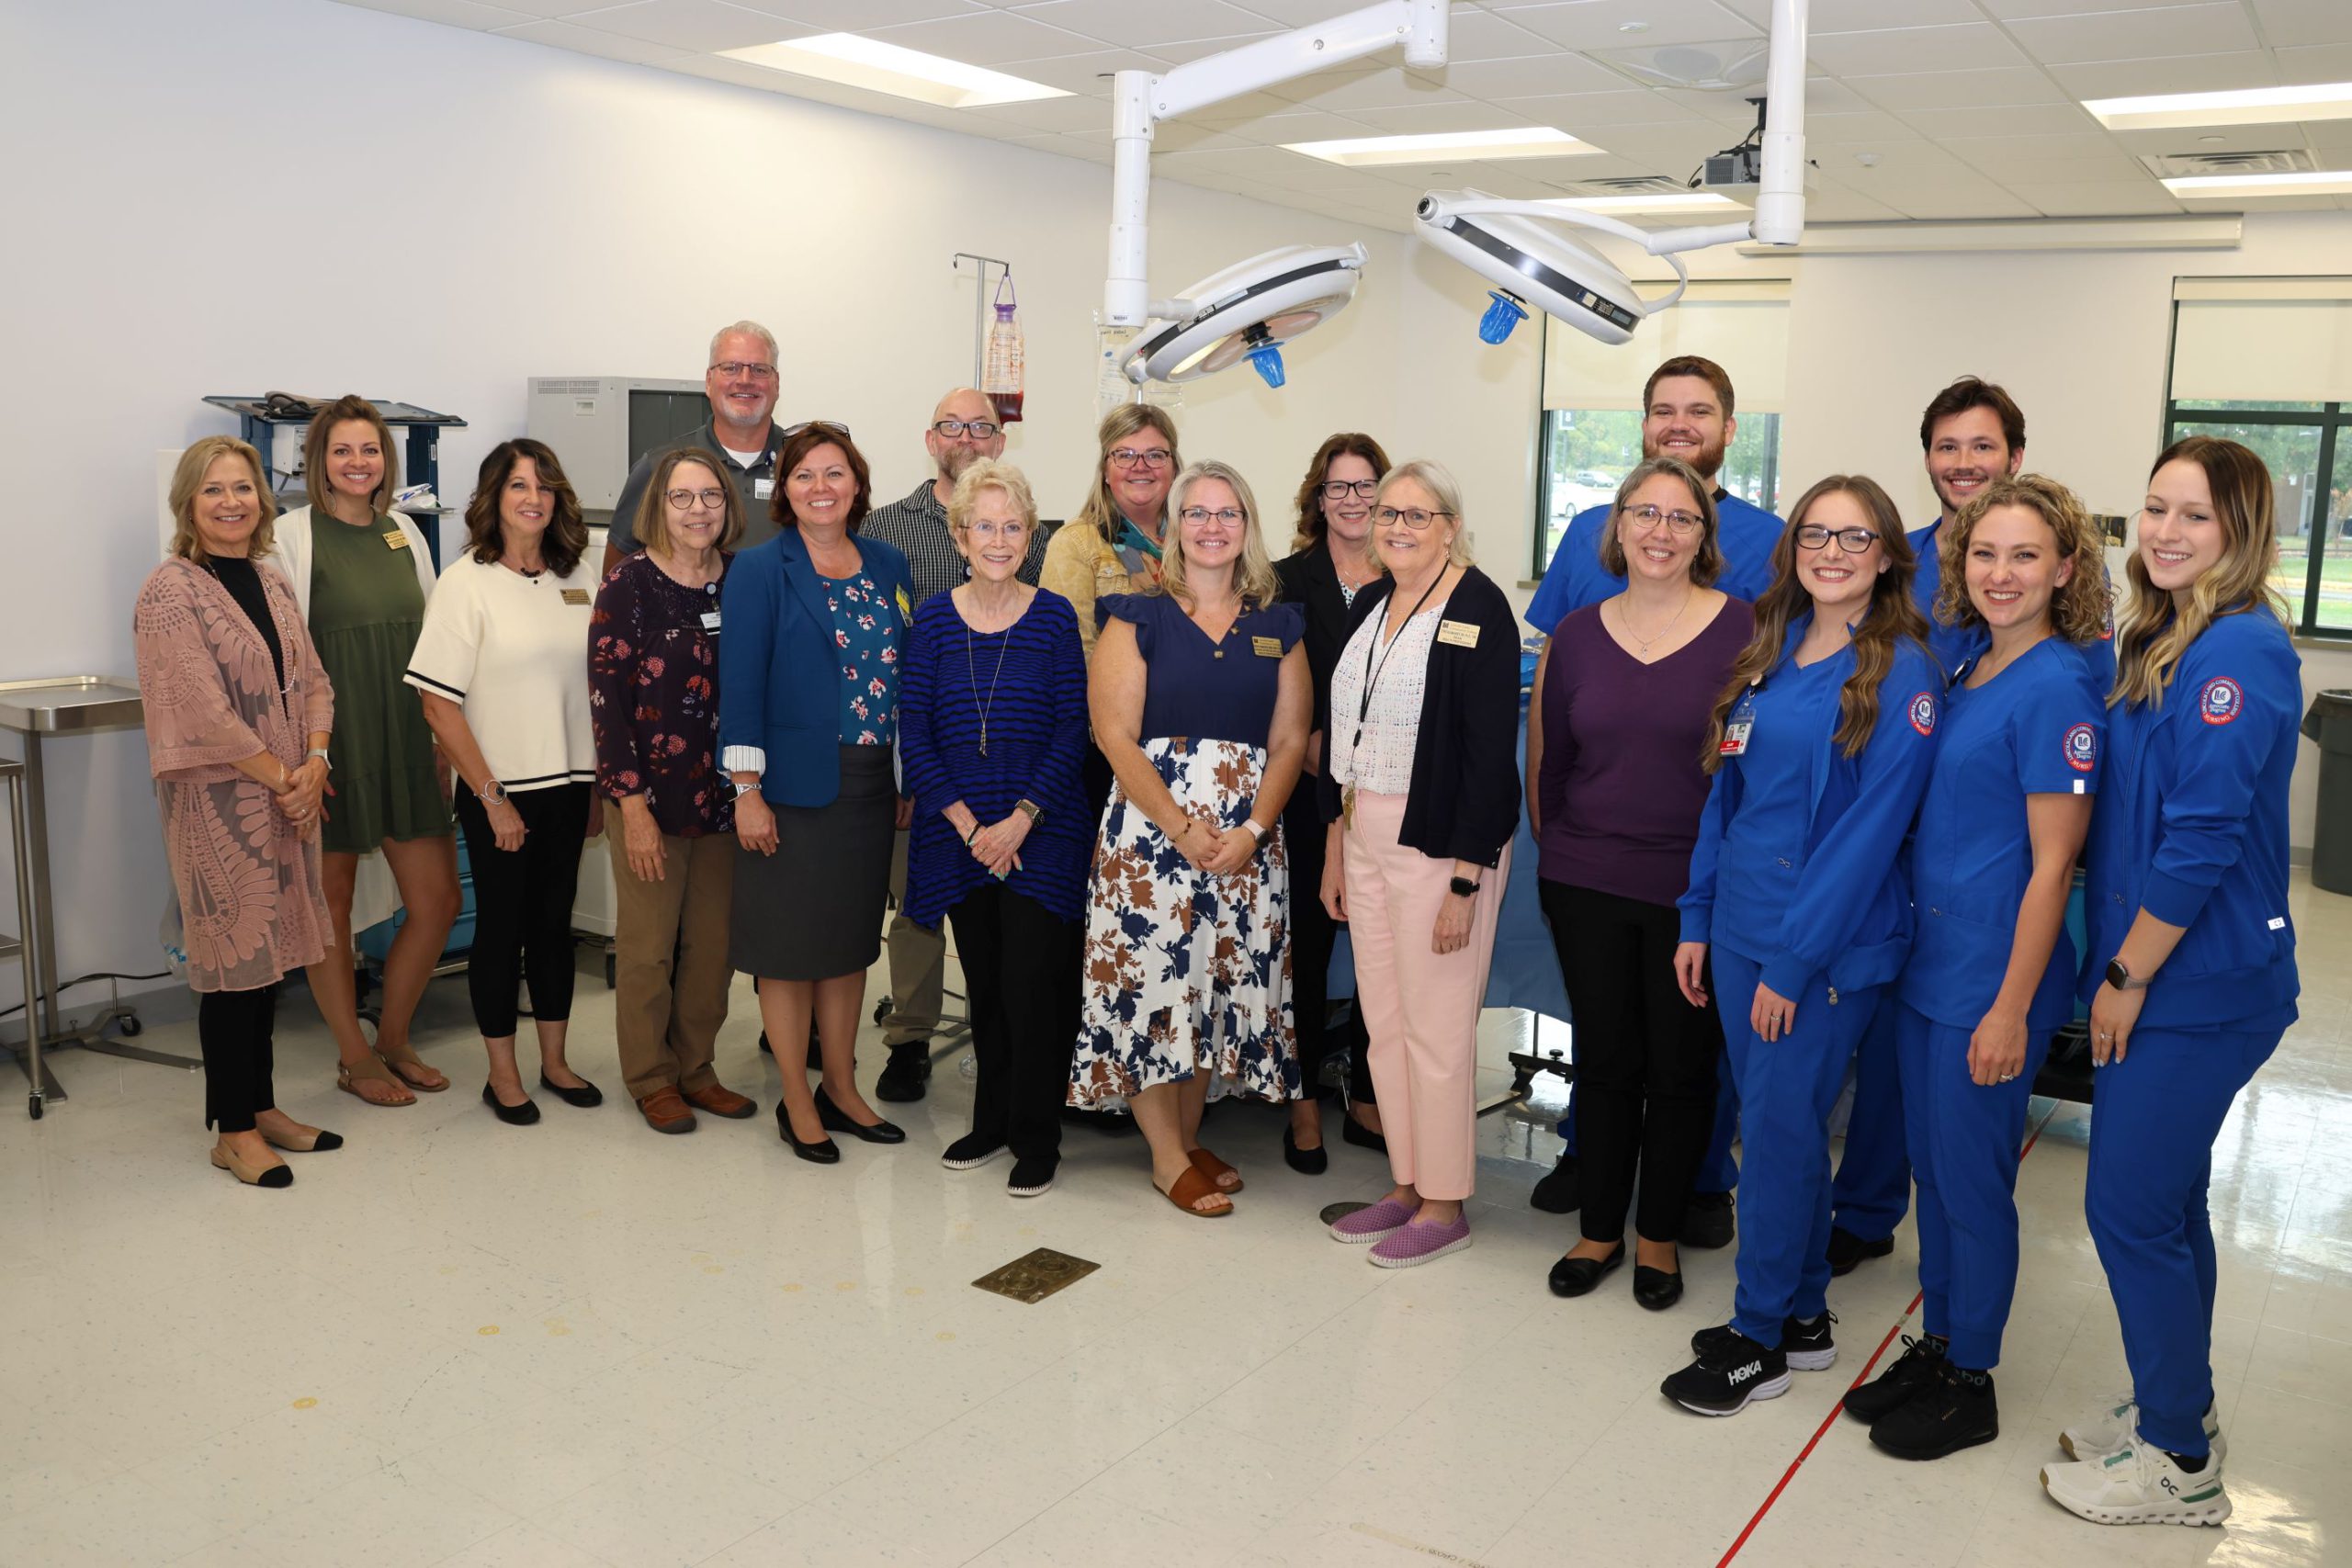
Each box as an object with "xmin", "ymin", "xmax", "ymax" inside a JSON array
[
  {"xmin": 1552, "ymin": 175, "xmax": 1697, "ymax": 197},
  {"xmin": 2138, "ymin": 148, "xmax": 2317, "ymax": 179},
  {"xmin": 1592, "ymin": 41, "xmax": 1768, "ymax": 92}
]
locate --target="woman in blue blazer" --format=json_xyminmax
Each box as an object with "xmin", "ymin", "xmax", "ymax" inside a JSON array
[
  {"xmin": 2041, "ymin": 437, "xmax": 2301, "ymax": 1529},
  {"xmin": 1662, "ymin": 475, "xmax": 1940, "ymax": 1417},
  {"xmin": 719, "ymin": 424, "xmax": 916, "ymax": 1165}
]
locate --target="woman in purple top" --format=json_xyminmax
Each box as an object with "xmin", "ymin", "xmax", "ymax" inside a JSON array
[{"xmin": 1532, "ymin": 456, "xmax": 1753, "ymax": 1311}]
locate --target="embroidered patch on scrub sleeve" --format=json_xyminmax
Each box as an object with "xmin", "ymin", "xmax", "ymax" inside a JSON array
[
  {"xmin": 1907, "ymin": 691, "xmax": 1937, "ymax": 737},
  {"xmin": 2064, "ymin": 722, "xmax": 2098, "ymax": 772},
  {"xmin": 2199, "ymin": 676, "xmax": 2242, "ymax": 725}
]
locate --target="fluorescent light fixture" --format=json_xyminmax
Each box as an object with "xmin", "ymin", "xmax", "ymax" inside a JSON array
[
  {"xmin": 1736, "ymin": 215, "xmax": 2243, "ymax": 254},
  {"xmin": 720, "ymin": 34, "xmax": 1069, "ymax": 108},
  {"xmin": 1282, "ymin": 126, "xmax": 1594, "ymax": 167},
  {"xmin": 1540, "ymin": 192, "xmax": 1744, "ymax": 216},
  {"xmin": 2164, "ymin": 168, "xmax": 2352, "ymax": 198},
  {"xmin": 2084, "ymin": 81, "xmax": 2352, "ymax": 131}
]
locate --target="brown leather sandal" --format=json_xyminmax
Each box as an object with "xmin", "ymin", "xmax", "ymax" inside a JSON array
[
  {"xmin": 375, "ymin": 1038, "xmax": 449, "ymax": 1092},
  {"xmin": 1158, "ymin": 1166, "xmax": 1233, "ymax": 1217},
  {"xmin": 336, "ymin": 1052, "xmax": 415, "ymax": 1107},
  {"xmin": 1188, "ymin": 1146, "xmax": 1243, "ymax": 1193}
]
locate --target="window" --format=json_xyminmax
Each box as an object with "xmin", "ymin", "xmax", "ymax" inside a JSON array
[
  {"xmin": 2166, "ymin": 281, "xmax": 2352, "ymax": 636},
  {"xmin": 1533, "ymin": 281, "xmax": 1788, "ymax": 578}
]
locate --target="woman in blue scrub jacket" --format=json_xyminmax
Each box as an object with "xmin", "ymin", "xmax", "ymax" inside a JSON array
[
  {"xmin": 1660, "ymin": 475, "xmax": 1939, "ymax": 1416},
  {"xmin": 1843, "ymin": 475, "xmax": 2110, "ymax": 1459},
  {"xmin": 2041, "ymin": 436, "xmax": 2300, "ymax": 1529}
]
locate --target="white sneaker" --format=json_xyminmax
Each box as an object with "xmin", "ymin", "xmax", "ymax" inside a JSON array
[
  {"xmin": 2041, "ymin": 1439, "xmax": 2231, "ymax": 1528},
  {"xmin": 2058, "ymin": 1394, "xmax": 2225, "ymax": 1462}
]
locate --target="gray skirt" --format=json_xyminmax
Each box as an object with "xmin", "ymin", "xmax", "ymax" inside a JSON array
[{"xmin": 731, "ymin": 743, "xmax": 897, "ymax": 981}]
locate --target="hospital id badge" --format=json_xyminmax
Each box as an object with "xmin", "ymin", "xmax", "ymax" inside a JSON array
[
  {"xmin": 753, "ymin": 478, "xmax": 774, "ymax": 501},
  {"xmin": 1720, "ymin": 716, "xmax": 1752, "ymax": 756},
  {"xmin": 700, "ymin": 611, "xmax": 722, "ymax": 633}
]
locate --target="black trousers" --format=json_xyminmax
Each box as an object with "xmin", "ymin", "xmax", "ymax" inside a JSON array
[
  {"xmin": 198, "ymin": 984, "xmax": 277, "ymax": 1133},
  {"xmin": 1280, "ymin": 782, "xmax": 1374, "ymax": 1104},
  {"xmin": 455, "ymin": 783, "xmax": 589, "ymax": 1037},
  {"xmin": 1541, "ymin": 879, "xmax": 1722, "ymax": 1245},
  {"xmin": 947, "ymin": 883, "xmax": 1081, "ymax": 1164}
]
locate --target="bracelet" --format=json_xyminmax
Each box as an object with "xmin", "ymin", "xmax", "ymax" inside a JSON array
[
  {"xmin": 1241, "ymin": 819, "xmax": 1267, "ymax": 844},
  {"xmin": 965, "ymin": 825, "xmax": 980, "ymax": 846},
  {"xmin": 307, "ymin": 747, "xmax": 331, "ymax": 769}
]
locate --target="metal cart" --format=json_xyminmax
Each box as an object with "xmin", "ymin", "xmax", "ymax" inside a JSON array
[{"xmin": 199, "ymin": 396, "xmax": 468, "ymax": 570}]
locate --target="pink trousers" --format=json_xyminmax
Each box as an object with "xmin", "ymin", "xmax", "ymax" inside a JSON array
[{"xmin": 1342, "ymin": 790, "xmax": 1510, "ymax": 1201}]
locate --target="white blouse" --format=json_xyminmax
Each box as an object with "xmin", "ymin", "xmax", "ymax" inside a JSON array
[
  {"xmin": 1328, "ymin": 599, "xmax": 1444, "ymax": 796},
  {"xmin": 403, "ymin": 552, "xmax": 596, "ymax": 792}
]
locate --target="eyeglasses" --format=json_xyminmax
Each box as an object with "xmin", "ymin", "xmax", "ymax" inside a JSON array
[
  {"xmin": 963, "ymin": 520, "xmax": 1028, "ymax": 541},
  {"xmin": 933, "ymin": 419, "xmax": 1000, "ymax": 440},
  {"xmin": 710, "ymin": 361, "xmax": 778, "ymax": 381},
  {"xmin": 1318, "ymin": 479, "xmax": 1379, "ymax": 501},
  {"xmin": 1179, "ymin": 506, "xmax": 1244, "ymax": 525},
  {"xmin": 1374, "ymin": 507, "xmax": 1454, "ymax": 530},
  {"xmin": 1795, "ymin": 525, "xmax": 1879, "ymax": 555},
  {"xmin": 1108, "ymin": 447, "xmax": 1172, "ymax": 471},
  {"xmin": 781, "ymin": 419, "xmax": 852, "ymax": 441},
  {"xmin": 665, "ymin": 488, "xmax": 729, "ymax": 511},
  {"xmin": 1623, "ymin": 503, "xmax": 1703, "ymax": 536}
]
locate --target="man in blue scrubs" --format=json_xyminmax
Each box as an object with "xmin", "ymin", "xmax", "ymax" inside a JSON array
[{"xmin": 1524, "ymin": 355, "xmax": 1784, "ymax": 1245}]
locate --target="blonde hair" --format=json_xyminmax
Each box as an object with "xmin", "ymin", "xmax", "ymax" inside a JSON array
[
  {"xmin": 633, "ymin": 450, "xmax": 745, "ymax": 558},
  {"xmin": 1073, "ymin": 404, "xmax": 1181, "ymax": 544},
  {"xmin": 1370, "ymin": 459, "xmax": 1475, "ymax": 570},
  {"xmin": 1598, "ymin": 456, "xmax": 1722, "ymax": 586},
  {"xmin": 301, "ymin": 395, "xmax": 400, "ymax": 516},
  {"xmin": 948, "ymin": 458, "xmax": 1037, "ymax": 534},
  {"xmin": 1159, "ymin": 460, "xmax": 1281, "ymax": 610},
  {"xmin": 169, "ymin": 437, "xmax": 278, "ymax": 561},
  {"xmin": 1935, "ymin": 474, "xmax": 2109, "ymax": 647},
  {"xmin": 2112, "ymin": 435, "xmax": 2290, "ymax": 709}
]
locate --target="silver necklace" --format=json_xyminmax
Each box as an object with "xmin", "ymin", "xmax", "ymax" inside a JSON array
[
  {"xmin": 1621, "ymin": 585, "xmax": 1694, "ymax": 656},
  {"xmin": 967, "ymin": 621, "xmax": 1012, "ymax": 758}
]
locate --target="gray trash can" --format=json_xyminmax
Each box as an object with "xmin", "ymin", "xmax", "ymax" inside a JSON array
[{"xmin": 2304, "ymin": 689, "xmax": 2352, "ymax": 895}]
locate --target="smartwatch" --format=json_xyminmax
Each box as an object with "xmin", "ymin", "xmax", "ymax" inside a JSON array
[
  {"xmin": 2103, "ymin": 957, "xmax": 2149, "ymax": 992},
  {"xmin": 1448, "ymin": 875, "xmax": 1481, "ymax": 897},
  {"xmin": 307, "ymin": 747, "xmax": 332, "ymax": 769},
  {"xmin": 1241, "ymin": 819, "xmax": 1267, "ymax": 844},
  {"xmin": 476, "ymin": 779, "xmax": 507, "ymax": 806}
]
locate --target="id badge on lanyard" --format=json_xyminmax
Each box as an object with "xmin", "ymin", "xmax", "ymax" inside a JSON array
[{"xmin": 1720, "ymin": 684, "xmax": 1758, "ymax": 757}]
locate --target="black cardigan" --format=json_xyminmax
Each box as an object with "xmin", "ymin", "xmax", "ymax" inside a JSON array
[
  {"xmin": 1273, "ymin": 536, "xmax": 1355, "ymax": 740},
  {"xmin": 1316, "ymin": 565, "xmax": 1522, "ymax": 869}
]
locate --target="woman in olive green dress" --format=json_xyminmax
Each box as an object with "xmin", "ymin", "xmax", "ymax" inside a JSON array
[{"xmin": 278, "ymin": 395, "xmax": 462, "ymax": 1106}]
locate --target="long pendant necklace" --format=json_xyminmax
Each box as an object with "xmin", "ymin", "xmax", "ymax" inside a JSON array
[
  {"xmin": 1621, "ymin": 584, "xmax": 1693, "ymax": 657},
  {"xmin": 967, "ymin": 622, "xmax": 1012, "ymax": 757}
]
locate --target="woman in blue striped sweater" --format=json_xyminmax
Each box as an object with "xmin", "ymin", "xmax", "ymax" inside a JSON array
[{"xmin": 899, "ymin": 460, "xmax": 1091, "ymax": 1196}]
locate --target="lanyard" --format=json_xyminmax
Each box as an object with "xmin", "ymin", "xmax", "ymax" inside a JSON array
[{"xmin": 1349, "ymin": 570, "xmax": 1446, "ymax": 758}]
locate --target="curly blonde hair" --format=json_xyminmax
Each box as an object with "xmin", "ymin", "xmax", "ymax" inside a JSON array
[{"xmin": 1933, "ymin": 474, "xmax": 2109, "ymax": 647}]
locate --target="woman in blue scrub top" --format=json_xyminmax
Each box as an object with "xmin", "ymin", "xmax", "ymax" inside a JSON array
[
  {"xmin": 1843, "ymin": 475, "xmax": 2110, "ymax": 1460},
  {"xmin": 2041, "ymin": 437, "xmax": 2300, "ymax": 1529},
  {"xmin": 1661, "ymin": 475, "xmax": 1940, "ymax": 1416}
]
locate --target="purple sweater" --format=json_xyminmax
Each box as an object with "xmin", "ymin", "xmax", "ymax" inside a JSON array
[{"xmin": 1537, "ymin": 596, "xmax": 1753, "ymax": 908}]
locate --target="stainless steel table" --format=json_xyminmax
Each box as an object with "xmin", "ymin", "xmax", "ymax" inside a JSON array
[
  {"xmin": 0, "ymin": 760, "xmax": 43, "ymax": 1116},
  {"xmin": 0, "ymin": 678, "xmax": 182, "ymax": 1115}
]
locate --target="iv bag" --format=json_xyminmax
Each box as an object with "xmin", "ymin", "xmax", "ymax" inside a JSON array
[{"xmin": 983, "ymin": 274, "xmax": 1024, "ymax": 425}]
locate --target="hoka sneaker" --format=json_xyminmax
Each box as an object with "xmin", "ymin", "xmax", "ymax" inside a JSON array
[
  {"xmin": 1691, "ymin": 1312, "xmax": 1838, "ymax": 1371},
  {"xmin": 2041, "ymin": 1439, "xmax": 2231, "ymax": 1528},
  {"xmin": 1663, "ymin": 1330, "xmax": 1790, "ymax": 1416}
]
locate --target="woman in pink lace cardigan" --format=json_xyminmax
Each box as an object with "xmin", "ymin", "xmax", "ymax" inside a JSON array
[{"xmin": 134, "ymin": 436, "xmax": 344, "ymax": 1188}]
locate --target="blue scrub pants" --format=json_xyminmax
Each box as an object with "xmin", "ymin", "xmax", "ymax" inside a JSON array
[
  {"xmin": 2085, "ymin": 1021, "xmax": 2281, "ymax": 1458},
  {"xmin": 1714, "ymin": 947, "xmax": 1883, "ymax": 1349},
  {"xmin": 1896, "ymin": 1005, "xmax": 2050, "ymax": 1370},
  {"xmin": 1828, "ymin": 993, "xmax": 1911, "ymax": 1242},
  {"xmin": 1559, "ymin": 1073, "xmax": 1741, "ymax": 1191}
]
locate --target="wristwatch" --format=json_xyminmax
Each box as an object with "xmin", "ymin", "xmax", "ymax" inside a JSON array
[
  {"xmin": 1448, "ymin": 875, "xmax": 1481, "ymax": 897},
  {"xmin": 307, "ymin": 747, "xmax": 332, "ymax": 769},
  {"xmin": 1015, "ymin": 797, "xmax": 1044, "ymax": 824},
  {"xmin": 476, "ymin": 779, "xmax": 507, "ymax": 806},
  {"xmin": 2103, "ymin": 957, "xmax": 2150, "ymax": 992},
  {"xmin": 731, "ymin": 775, "xmax": 761, "ymax": 798},
  {"xmin": 1241, "ymin": 819, "xmax": 1267, "ymax": 844}
]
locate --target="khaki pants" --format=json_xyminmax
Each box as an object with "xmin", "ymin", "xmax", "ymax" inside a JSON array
[
  {"xmin": 607, "ymin": 823, "xmax": 735, "ymax": 1101},
  {"xmin": 880, "ymin": 829, "xmax": 944, "ymax": 1049}
]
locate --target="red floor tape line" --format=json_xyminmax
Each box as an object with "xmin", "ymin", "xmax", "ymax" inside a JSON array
[{"xmin": 1713, "ymin": 1106, "xmax": 2064, "ymax": 1567}]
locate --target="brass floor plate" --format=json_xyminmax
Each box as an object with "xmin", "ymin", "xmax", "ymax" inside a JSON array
[{"xmin": 971, "ymin": 1247, "xmax": 1100, "ymax": 1304}]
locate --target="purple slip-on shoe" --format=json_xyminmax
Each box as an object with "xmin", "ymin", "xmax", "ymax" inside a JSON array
[
  {"xmin": 1329, "ymin": 1197, "xmax": 1418, "ymax": 1244},
  {"xmin": 1369, "ymin": 1213, "xmax": 1473, "ymax": 1269}
]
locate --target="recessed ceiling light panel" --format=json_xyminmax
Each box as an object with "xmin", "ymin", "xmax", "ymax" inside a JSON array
[
  {"xmin": 2162, "ymin": 168, "xmax": 2352, "ymax": 199},
  {"xmin": 1282, "ymin": 127, "xmax": 1594, "ymax": 167},
  {"xmin": 2085, "ymin": 81, "xmax": 2352, "ymax": 131},
  {"xmin": 721, "ymin": 34, "xmax": 1070, "ymax": 108}
]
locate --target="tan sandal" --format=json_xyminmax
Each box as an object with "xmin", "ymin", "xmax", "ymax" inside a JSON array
[
  {"xmin": 336, "ymin": 1052, "xmax": 415, "ymax": 1108},
  {"xmin": 1157, "ymin": 1166, "xmax": 1233, "ymax": 1217},
  {"xmin": 375, "ymin": 1038, "xmax": 448, "ymax": 1092},
  {"xmin": 1188, "ymin": 1146, "xmax": 1243, "ymax": 1193}
]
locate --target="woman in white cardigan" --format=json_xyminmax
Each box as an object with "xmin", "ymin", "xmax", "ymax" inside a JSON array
[{"xmin": 277, "ymin": 396, "xmax": 460, "ymax": 1107}]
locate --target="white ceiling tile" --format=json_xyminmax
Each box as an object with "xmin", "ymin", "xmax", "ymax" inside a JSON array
[
  {"xmin": 1716, "ymin": 0, "xmax": 1982, "ymax": 28},
  {"xmin": 1261, "ymin": 66, "xmax": 1468, "ymax": 111},
  {"xmin": 1496, "ymin": 0, "xmax": 1761, "ymax": 51},
  {"xmin": 1434, "ymin": 5, "xmax": 1568, "ymax": 62},
  {"xmin": 555, "ymin": 0, "xmax": 801, "ymax": 51},
  {"xmin": 865, "ymin": 6, "xmax": 1100, "ymax": 64},
  {"xmin": 1658, "ymin": 87, "xmax": 1774, "ymax": 127},
  {"xmin": 1795, "ymin": 76, "xmax": 1880, "ymax": 115},
  {"xmin": 1975, "ymin": 0, "xmax": 2222, "ymax": 14},
  {"xmin": 729, "ymin": 0, "xmax": 981, "ymax": 26},
  {"xmin": 2277, "ymin": 44, "xmax": 2352, "ymax": 86},
  {"xmin": 1213, "ymin": 107, "xmax": 1392, "ymax": 143},
  {"xmin": 333, "ymin": 0, "xmax": 534, "ymax": 26},
  {"xmin": 1805, "ymin": 23, "xmax": 2030, "ymax": 78},
  {"xmin": 1568, "ymin": 121, "xmax": 1740, "ymax": 166},
  {"xmin": 2007, "ymin": 181, "xmax": 2186, "ymax": 215},
  {"xmin": 1801, "ymin": 109, "xmax": 1928, "ymax": 144},
  {"xmin": 985, "ymin": 49, "xmax": 1150, "ymax": 93},
  {"xmin": 2003, "ymin": 5, "xmax": 2261, "ymax": 67},
  {"xmin": 2308, "ymin": 119, "xmax": 2352, "ymax": 151},
  {"xmin": 1897, "ymin": 102, "xmax": 2101, "ymax": 138},
  {"xmin": 957, "ymin": 94, "xmax": 1116, "ymax": 134},
  {"xmin": 1846, "ymin": 65, "xmax": 2075, "ymax": 112},
  {"xmin": 1956, "ymin": 152, "xmax": 2161, "ymax": 182},
  {"xmin": 1936, "ymin": 130, "xmax": 2128, "ymax": 162},
  {"xmin": 490, "ymin": 16, "xmax": 698, "ymax": 60},
  {"xmin": 1424, "ymin": 52, "xmax": 1629, "ymax": 99},
  {"xmin": 1008, "ymin": 0, "xmax": 1278, "ymax": 50},
  {"xmin": 1880, "ymin": 184, "xmax": 2041, "ymax": 219},
  {"xmin": 1486, "ymin": 89, "xmax": 1712, "ymax": 128},
  {"xmin": 1794, "ymin": 184, "xmax": 1911, "ymax": 221},
  {"xmin": 2048, "ymin": 52, "xmax": 2280, "ymax": 97},
  {"xmin": 2247, "ymin": 0, "xmax": 2352, "ymax": 48}
]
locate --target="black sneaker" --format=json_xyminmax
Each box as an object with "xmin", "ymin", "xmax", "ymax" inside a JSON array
[
  {"xmin": 1662, "ymin": 1330, "xmax": 1790, "ymax": 1416},
  {"xmin": 1842, "ymin": 1334, "xmax": 1945, "ymax": 1425},
  {"xmin": 1681, "ymin": 1190, "xmax": 1736, "ymax": 1249},
  {"xmin": 1690, "ymin": 1312, "xmax": 1837, "ymax": 1371},
  {"xmin": 1826, "ymin": 1226, "xmax": 1895, "ymax": 1276},
  {"xmin": 876, "ymin": 1046, "xmax": 931, "ymax": 1103},
  {"xmin": 1869, "ymin": 1363, "xmax": 1998, "ymax": 1461},
  {"xmin": 1530, "ymin": 1151, "xmax": 1579, "ymax": 1213},
  {"xmin": 1007, "ymin": 1156, "xmax": 1057, "ymax": 1197},
  {"xmin": 940, "ymin": 1134, "xmax": 1007, "ymax": 1170}
]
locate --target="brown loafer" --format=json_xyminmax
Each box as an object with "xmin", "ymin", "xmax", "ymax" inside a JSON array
[
  {"xmin": 638, "ymin": 1087, "xmax": 696, "ymax": 1134},
  {"xmin": 681, "ymin": 1081, "xmax": 757, "ymax": 1119}
]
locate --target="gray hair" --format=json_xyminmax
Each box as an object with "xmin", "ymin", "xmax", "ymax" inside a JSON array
[
  {"xmin": 1375, "ymin": 458, "xmax": 1474, "ymax": 566},
  {"xmin": 707, "ymin": 319, "xmax": 778, "ymax": 366}
]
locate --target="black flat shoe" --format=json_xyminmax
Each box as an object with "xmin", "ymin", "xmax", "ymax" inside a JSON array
[
  {"xmin": 1283, "ymin": 1124, "xmax": 1329, "ymax": 1176},
  {"xmin": 1634, "ymin": 1264, "xmax": 1684, "ymax": 1311},
  {"xmin": 1340, "ymin": 1111, "xmax": 1387, "ymax": 1156},
  {"xmin": 538, "ymin": 1073, "xmax": 604, "ymax": 1110},
  {"xmin": 814, "ymin": 1086, "xmax": 903, "ymax": 1145},
  {"xmin": 1681, "ymin": 1190, "xmax": 1736, "ymax": 1249},
  {"xmin": 776, "ymin": 1100, "xmax": 840, "ymax": 1164},
  {"xmin": 482, "ymin": 1082, "xmax": 540, "ymax": 1126},
  {"xmin": 875, "ymin": 1049, "xmax": 931, "ymax": 1103},
  {"xmin": 1547, "ymin": 1244, "xmax": 1625, "ymax": 1298},
  {"xmin": 1531, "ymin": 1150, "xmax": 1579, "ymax": 1213}
]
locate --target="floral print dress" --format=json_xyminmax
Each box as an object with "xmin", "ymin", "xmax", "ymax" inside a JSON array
[{"xmin": 821, "ymin": 570, "xmax": 900, "ymax": 745}]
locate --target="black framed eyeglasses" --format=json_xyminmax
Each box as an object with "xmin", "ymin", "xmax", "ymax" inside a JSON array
[
  {"xmin": 1108, "ymin": 447, "xmax": 1172, "ymax": 470},
  {"xmin": 1318, "ymin": 479, "xmax": 1379, "ymax": 501},
  {"xmin": 1794, "ymin": 524, "xmax": 1879, "ymax": 554},
  {"xmin": 1374, "ymin": 506, "xmax": 1454, "ymax": 530},
  {"xmin": 932, "ymin": 419, "xmax": 1000, "ymax": 440},
  {"xmin": 710, "ymin": 361, "xmax": 778, "ymax": 381}
]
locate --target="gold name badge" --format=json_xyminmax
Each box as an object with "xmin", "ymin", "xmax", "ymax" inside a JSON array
[
  {"xmin": 1252, "ymin": 636, "xmax": 1283, "ymax": 658},
  {"xmin": 383, "ymin": 530, "xmax": 411, "ymax": 550},
  {"xmin": 560, "ymin": 588, "xmax": 591, "ymax": 605},
  {"xmin": 1436, "ymin": 618, "xmax": 1480, "ymax": 648}
]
